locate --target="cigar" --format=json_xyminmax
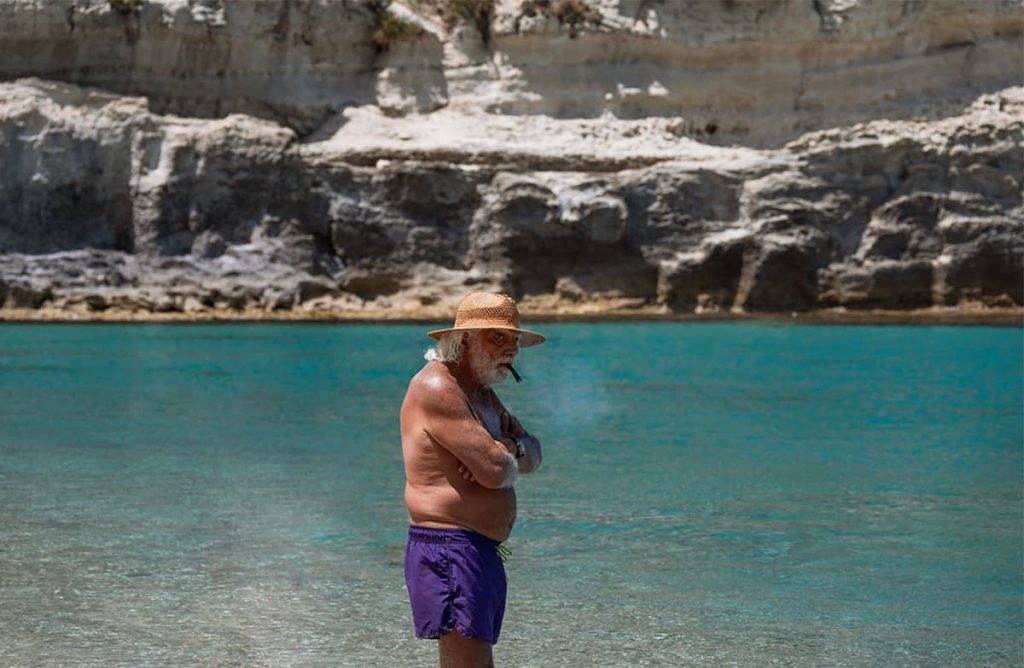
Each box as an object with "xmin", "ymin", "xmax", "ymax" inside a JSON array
[{"xmin": 504, "ymin": 363, "xmax": 522, "ymax": 383}]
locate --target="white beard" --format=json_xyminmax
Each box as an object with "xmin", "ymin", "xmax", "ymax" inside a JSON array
[{"xmin": 468, "ymin": 336, "xmax": 510, "ymax": 386}]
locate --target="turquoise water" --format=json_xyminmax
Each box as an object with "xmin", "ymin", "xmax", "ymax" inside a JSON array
[{"xmin": 0, "ymin": 322, "xmax": 1021, "ymax": 667}]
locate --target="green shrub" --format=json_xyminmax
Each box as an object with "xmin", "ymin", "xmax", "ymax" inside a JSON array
[
  {"xmin": 369, "ymin": 1, "xmax": 426, "ymax": 52},
  {"xmin": 521, "ymin": 0, "xmax": 602, "ymax": 37},
  {"xmin": 109, "ymin": 0, "xmax": 144, "ymax": 14},
  {"xmin": 443, "ymin": 0, "xmax": 496, "ymax": 45}
]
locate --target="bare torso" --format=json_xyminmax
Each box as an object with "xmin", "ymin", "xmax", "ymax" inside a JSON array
[{"xmin": 400, "ymin": 361, "xmax": 516, "ymax": 542}]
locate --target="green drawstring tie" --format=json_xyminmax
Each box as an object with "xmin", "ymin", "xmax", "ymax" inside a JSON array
[{"xmin": 496, "ymin": 544, "xmax": 512, "ymax": 562}]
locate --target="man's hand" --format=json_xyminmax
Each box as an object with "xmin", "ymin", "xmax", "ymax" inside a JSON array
[
  {"xmin": 457, "ymin": 463, "xmax": 477, "ymax": 483},
  {"xmin": 501, "ymin": 411, "xmax": 526, "ymax": 440},
  {"xmin": 500, "ymin": 411, "xmax": 543, "ymax": 474}
]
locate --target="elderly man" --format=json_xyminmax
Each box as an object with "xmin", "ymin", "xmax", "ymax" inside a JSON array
[{"xmin": 400, "ymin": 292, "xmax": 545, "ymax": 667}]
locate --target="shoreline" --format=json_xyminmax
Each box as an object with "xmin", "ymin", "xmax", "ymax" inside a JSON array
[{"xmin": 1, "ymin": 306, "xmax": 1021, "ymax": 327}]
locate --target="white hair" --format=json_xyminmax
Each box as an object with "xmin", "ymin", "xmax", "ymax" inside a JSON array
[{"xmin": 424, "ymin": 330, "xmax": 479, "ymax": 363}]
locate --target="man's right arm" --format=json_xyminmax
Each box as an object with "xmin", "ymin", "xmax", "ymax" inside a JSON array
[{"xmin": 416, "ymin": 377, "xmax": 519, "ymax": 489}]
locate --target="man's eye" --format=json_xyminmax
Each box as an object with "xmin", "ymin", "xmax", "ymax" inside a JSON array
[{"xmin": 494, "ymin": 334, "xmax": 505, "ymax": 344}]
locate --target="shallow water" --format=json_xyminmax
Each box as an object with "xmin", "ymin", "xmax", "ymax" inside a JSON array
[{"xmin": 0, "ymin": 322, "xmax": 1021, "ymax": 667}]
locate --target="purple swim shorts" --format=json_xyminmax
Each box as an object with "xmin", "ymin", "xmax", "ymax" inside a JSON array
[{"xmin": 404, "ymin": 525, "xmax": 507, "ymax": 645}]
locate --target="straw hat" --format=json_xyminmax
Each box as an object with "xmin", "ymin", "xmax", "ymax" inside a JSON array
[{"xmin": 428, "ymin": 292, "xmax": 546, "ymax": 347}]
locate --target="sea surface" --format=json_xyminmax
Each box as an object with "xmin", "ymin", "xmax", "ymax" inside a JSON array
[{"xmin": 0, "ymin": 322, "xmax": 1021, "ymax": 667}]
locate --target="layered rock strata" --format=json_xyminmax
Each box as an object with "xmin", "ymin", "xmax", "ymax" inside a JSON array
[
  {"xmin": 0, "ymin": 0, "xmax": 1021, "ymax": 319},
  {"xmin": 2, "ymin": 0, "xmax": 1020, "ymax": 146}
]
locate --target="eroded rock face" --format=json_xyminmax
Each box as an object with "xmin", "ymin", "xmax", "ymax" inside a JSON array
[
  {"xmin": 1, "ymin": 0, "xmax": 1020, "ymax": 145},
  {"xmin": 491, "ymin": 0, "xmax": 1024, "ymax": 147},
  {"xmin": 0, "ymin": 0, "xmax": 1021, "ymax": 317},
  {"xmin": 0, "ymin": 0, "xmax": 385, "ymax": 134},
  {"xmin": 1, "ymin": 77, "xmax": 1021, "ymax": 316}
]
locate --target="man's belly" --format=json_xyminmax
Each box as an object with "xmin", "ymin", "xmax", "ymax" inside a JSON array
[{"xmin": 405, "ymin": 482, "xmax": 516, "ymax": 543}]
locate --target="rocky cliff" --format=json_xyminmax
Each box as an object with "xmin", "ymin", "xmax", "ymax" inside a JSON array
[{"xmin": 0, "ymin": 0, "xmax": 1021, "ymax": 319}]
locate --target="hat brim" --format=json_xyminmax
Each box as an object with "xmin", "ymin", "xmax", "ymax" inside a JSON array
[{"xmin": 427, "ymin": 325, "xmax": 546, "ymax": 347}]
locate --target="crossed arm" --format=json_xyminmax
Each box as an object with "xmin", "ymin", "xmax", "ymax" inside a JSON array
[
  {"xmin": 417, "ymin": 376, "xmax": 543, "ymax": 487},
  {"xmin": 457, "ymin": 391, "xmax": 543, "ymax": 484},
  {"xmin": 420, "ymin": 380, "xmax": 522, "ymax": 489}
]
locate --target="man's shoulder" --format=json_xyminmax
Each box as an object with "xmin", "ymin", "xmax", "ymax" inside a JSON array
[{"xmin": 409, "ymin": 361, "xmax": 459, "ymax": 401}]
